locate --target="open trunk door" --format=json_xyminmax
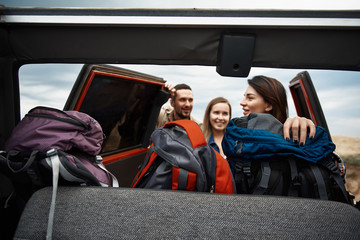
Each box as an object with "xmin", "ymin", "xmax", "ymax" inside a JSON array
[
  {"xmin": 289, "ymin": 71, "xmax": 331, "ymax": 138},
  {"xmin": 64, "ymin": 64, "xmax": 168, "ymax": 186}
]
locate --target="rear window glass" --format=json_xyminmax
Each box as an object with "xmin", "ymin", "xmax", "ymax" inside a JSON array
[{"xmin": 77, "ymin": 74, "xmax": 161, "ymax": 152}]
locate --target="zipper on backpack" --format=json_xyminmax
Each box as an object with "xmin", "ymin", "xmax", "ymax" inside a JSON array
[
  {"xmin": 234, "ymin": 140, "xmax": 238, "ymax": 149},
  {"xmin": 210, "ymin": 185, "xmax": 215, "ymax": 193},
  {"xmin": 236, "ymin": 142, "xmax": 243, "ymax": 155}
]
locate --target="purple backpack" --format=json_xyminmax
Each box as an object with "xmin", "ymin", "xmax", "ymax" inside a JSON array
[
  {"xmin": 2, "ymin": 106, "xmax": 118, "ymax": 188},
  {"xmin": 1, "ymin": 106, "xmax": 119, "ymax": 238}
]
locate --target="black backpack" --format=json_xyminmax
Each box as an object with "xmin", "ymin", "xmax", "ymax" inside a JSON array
[{"xmin": 222, "ymin": 113, "xmax": 353, "ymax": 205}]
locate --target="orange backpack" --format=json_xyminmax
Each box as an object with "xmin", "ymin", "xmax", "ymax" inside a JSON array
[{"xmin": 132, "ymin": 120, "xmax": 235, "ymax": 194}]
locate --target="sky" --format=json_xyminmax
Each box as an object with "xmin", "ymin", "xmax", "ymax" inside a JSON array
[{"xmin": 5, "ymin": 0, "xmax": 360, "ymax": 138}]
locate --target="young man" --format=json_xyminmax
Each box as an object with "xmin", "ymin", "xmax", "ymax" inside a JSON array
[{"xmin": 156, "ymin": 83, "xmax": 202, "ymax": 128}]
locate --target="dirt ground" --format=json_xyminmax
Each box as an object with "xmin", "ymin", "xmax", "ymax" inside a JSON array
[
  {"xmin": 332, "ymin": 136, "xmax": 360, "ymax": 203},
  {"xmin": 345, "ymin": 165, "xmax": 360, "ymax": 202}
]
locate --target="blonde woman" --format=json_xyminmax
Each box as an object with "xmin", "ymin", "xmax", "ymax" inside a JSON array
[{"xmin": 202, "ymin": 97, "xmax": 232, "ymax": 158}]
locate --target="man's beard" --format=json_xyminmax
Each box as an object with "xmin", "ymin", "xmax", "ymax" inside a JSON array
[{"xmin": 175, "ymin": 108, "xmax": 191, "ymax": 119}]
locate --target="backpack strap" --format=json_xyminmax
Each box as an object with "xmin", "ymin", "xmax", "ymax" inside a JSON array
[
  {"xmin": 322, "ymin": 157, "xmax": 351, "ymax": 204},
  {"xmin": 212, "ymin": 149, "xmax": 236, "ymax": 194},
  {"xmin": 172, "ymin": 167, "xmax": 197, "ymax": 191},
  {"xmin": 310, "ymin": 165, "xmax": 328, "ymax": 200},
  {"xmin": 252, "ymin": 161, "xmax": 271, "ymax": 195},
  {"xmin": 6, "ymin": 150, "xmax": 39, "ymax": 173},
  {"xmin": 233, "ymin": 160, "xmax": 252, "ymax": 193},
  {"xmin": 164, "ymin": 120, "xmax": 206, "ymax": 149},
  {"xmin": 288, "ymin": 158, "xmax": 301, "ymax": 197},
  {"xmin": 131, "ymin": 145, "xmax": 158, "ymax": 187},
  {"xmin": 95, "ymin": 156, "xmax": 119, "ymax": 187},
  {"xmin": 45, "ymin": 148, "xmax": 61, "ymax": 240},
  {"xmin": 132, "ymin": 143, "xmax": 183, "ymax": 188}
]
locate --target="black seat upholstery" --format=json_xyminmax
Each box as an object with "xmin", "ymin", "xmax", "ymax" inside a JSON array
[{"xmin": 14, "ymin": 187, "xmax": 360, "ymax": 239}]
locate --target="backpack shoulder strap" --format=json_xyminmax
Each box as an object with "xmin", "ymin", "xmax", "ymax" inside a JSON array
[
  {"xmin": 252, "ymin": 161, "xmax": 271, "ymax": 195},
  {"xmin": 212, "ymin": 149, "xmax": 235, "ymax": 194},
  {"xmin": 44, "ymin": 149, "xmax": 61, "ymax": 240},
  {"xmin": 164, "ymin": 120, "xmax": 206, "ymax": 149},
  {"xmin": 322, "ymin": 156, "xmax": 352, "ymax": 204},
  {"xmin": 131, "ymin": 145, "xmax": 158, "ymax": 187}
]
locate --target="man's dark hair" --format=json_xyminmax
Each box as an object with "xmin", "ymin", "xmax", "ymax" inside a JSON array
[
  {"xmin": 173, "ymin": 83, "xmax": 192, "ymax": 101},
  {"xmin": 174, "ymin": 83, "xmax": 192, "ymax": 91}
]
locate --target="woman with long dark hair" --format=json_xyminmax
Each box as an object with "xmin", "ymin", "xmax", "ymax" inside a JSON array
[
  {"xmin": 241, "ymin": 75, "xmax": 314, "ymax": 144},
  {"xmin": 241, "ymin": 75, "xmax": 288, "ymax": 123}
]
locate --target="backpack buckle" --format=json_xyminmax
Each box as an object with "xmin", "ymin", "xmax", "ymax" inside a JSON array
[
  {"xmin": 325, "ymin": 160, "xmax": 339, "ymax": 173},
  {"xmin": 235, "ymin": 162, "xmax": 251, "ymax": 177},
  {"xmin": 243, "ymin": 166, "xmax": 251, "ymax": 177},
  {"xmin": 46, "ymin": 148, "xmax": 58, "ymax": 157},
  {"xmin": 95, "ymin": 155, "xmax": 103, "ymax": 164},
  {"xmin": 292, "ymin": 175, "xmax": 302, "ymax": 187}
]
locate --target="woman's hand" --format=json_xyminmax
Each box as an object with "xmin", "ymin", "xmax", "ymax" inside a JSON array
[{"xmin": 283, "ymin": 116, "xmax": 316, "ymax": 145}]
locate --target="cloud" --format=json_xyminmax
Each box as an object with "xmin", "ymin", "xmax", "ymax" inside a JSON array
[
  {"xmin": 328, "ymin": 117, "xmax": 360, "ymax": 137},
  {"xmin": 19, "ymin": 64, "xmax": 82, "ymax": 116},
  {"xmin": 319, "ymin": 87, "xmax": 360, "ymax": 112}
]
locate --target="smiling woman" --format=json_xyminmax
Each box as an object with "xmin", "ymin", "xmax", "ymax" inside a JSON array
[
  {"xmin": 202, "ymin": 97, "xmax": 232, "ymax": 157},
  {"xmin": 240, "ymin": 75, "xmax": 288, "ymax": 123}
]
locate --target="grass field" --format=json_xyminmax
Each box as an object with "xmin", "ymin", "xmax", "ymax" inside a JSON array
[{"xmin": 332, "ymin": 136, "xmax": 360, "ymax": 202}]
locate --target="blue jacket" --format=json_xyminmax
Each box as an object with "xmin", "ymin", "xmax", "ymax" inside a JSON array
[
  {"xmin": 208, "ymin": 134, "xmax": 220, "ymax": 153},
  {"xmin": 209, "ymin": 134, "xmax": 236, "ymax": 170},
  {"xmin": 222, "ymin": 119, "xmax": 335, "ymax": 164}
]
